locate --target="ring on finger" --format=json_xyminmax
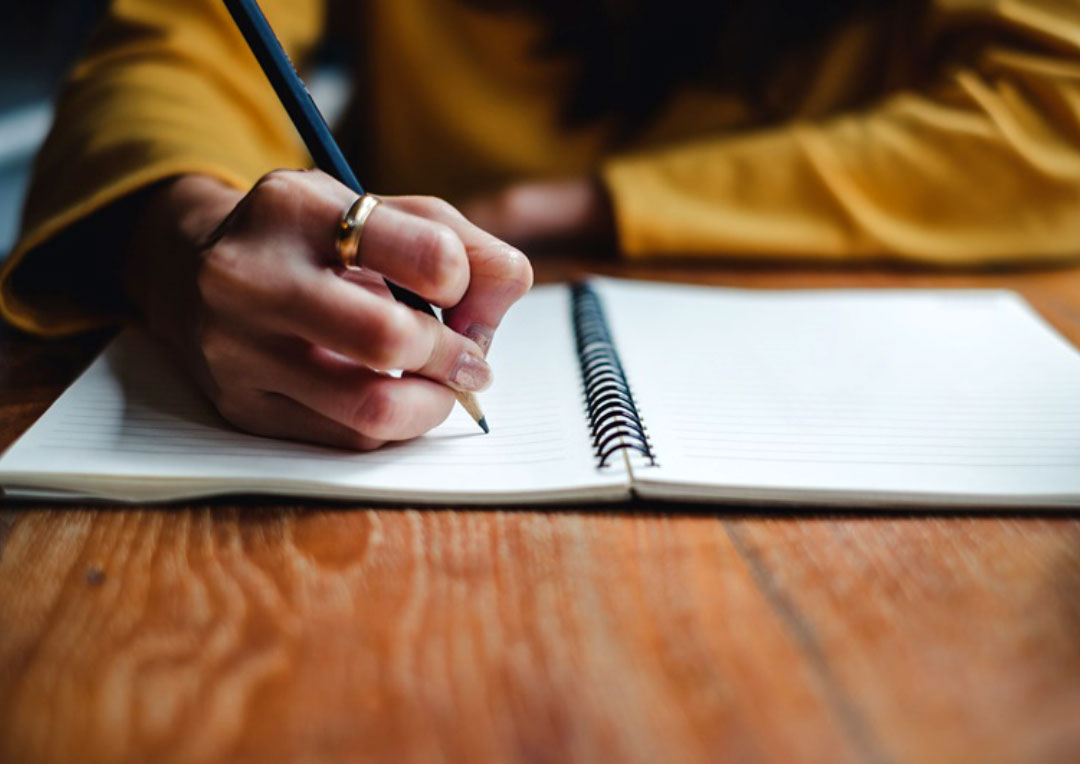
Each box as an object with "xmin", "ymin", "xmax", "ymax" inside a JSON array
[{"xmin": 335, "ymin": 194, "xmax": 381, "ymax": 270}]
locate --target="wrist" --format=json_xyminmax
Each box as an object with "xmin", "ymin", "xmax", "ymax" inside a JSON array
[
  {"xmin": 132, "ymin": 175, "xmax": 242, "ymax": 255},
  {"xmin": 123, "ymin": 175, "xmax": 242, "ymax": 338}
]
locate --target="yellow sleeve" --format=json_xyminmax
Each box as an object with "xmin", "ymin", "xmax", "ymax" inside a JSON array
[
  {"xmin": 0, "ymin": 0, "xmax": 323, "ymax": 336},
  {"xmin": 603, "ymin": 0, "xmax": 1080, "ymax": 266}
]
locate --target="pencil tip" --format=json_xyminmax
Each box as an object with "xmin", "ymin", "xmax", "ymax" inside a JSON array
[{"xmin": 455, "ymin": 392, "xmax": 487, "ymax": 433}]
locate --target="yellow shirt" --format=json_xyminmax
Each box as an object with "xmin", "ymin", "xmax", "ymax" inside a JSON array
[{"xmin": 4, "ymin": 0, "xmax": 1080, "ymax": 336}]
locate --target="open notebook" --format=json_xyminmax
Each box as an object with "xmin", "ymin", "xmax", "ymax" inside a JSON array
[{"xmin": 3, "ymin": 278, "xmax": 1080, "ymax": 507}]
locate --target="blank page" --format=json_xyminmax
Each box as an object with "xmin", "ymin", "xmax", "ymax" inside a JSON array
[
  {"xmin": 596, "ymin": 279, "xmax": 1080, "ymax": 507},
  {"xmin": 0, "ymin": 285, "xmax": 629, "ymax": 503}
]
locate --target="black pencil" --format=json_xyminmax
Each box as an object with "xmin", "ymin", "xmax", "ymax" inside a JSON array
[{"xmin": 223, "ymin": 0, "xmax": 488, "ymax": 433}]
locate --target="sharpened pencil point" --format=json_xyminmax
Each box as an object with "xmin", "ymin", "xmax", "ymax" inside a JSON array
[{"xmin": 455, "ymin": 391, "xmax": 488, "ymax": 433}]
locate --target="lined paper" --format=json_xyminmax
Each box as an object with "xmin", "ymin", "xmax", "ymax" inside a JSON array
[
  {"xmin": 597, "ymin": 279, "xmax": 1080, "ymax": 506},
  {"xmin": 0, "ymin": 286, "xmax": 629, "ymax": 503},
  {"xmin": 6, "ymin": 277, "xmax": 1080, "ymax": 508}
]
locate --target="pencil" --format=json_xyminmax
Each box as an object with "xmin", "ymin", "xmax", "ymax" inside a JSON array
[{"xmin": 223, "ymin": 0, "xmax": 488, "ymax": 434}]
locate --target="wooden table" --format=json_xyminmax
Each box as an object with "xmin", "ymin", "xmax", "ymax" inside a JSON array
[{"xmin": 2, "ymin": 257, "xmax": 1080, "ymax": 763}]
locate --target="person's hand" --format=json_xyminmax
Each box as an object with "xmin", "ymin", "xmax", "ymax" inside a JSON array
[
  {"xmin": 459, "ymin": 176, "xmax": 615, "ymax": 250},
  {"xmin": 123, "ymin": 169, "xmax": 533, "ymax": 450}
]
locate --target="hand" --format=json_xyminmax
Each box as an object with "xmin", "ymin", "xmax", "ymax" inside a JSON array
[
  {"xmin": 459, "ymin": 176, "xmax": 615, "ymax": 250},
  {"xmin": 124, "ymin": 169, "xmax": 533, "ymax": 450}
]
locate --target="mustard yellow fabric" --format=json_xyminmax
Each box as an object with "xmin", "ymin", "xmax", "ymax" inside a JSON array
[{"xmin": 4, "ymin": 0, "xmax": 1080, "ymax": 336}]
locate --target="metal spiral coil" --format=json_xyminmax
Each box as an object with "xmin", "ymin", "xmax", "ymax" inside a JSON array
[{"xmin": 571, "ymin": 283, "xmax": 657, "ymax": 468}]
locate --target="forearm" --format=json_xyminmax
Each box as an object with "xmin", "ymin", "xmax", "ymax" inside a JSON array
[{"xmin": 601, "ymin": 7, "xmax": 1080, "ymax": 265}]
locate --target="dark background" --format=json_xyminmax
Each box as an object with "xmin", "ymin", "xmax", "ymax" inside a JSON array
[{"xmin": 0, "ymin": 1, "xmax": 107, "ymax": 255}]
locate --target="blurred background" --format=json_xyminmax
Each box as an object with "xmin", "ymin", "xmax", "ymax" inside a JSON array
[
  {"xmin": 0, "ymin": 2, "xmax": 348, "ymax": 258},
  {"xmin": 0, "ymin": 2, "xmax": 107, "ymax": 257}
]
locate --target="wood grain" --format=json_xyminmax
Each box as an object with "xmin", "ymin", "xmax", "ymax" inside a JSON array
[{"xmin": 1, "ymin": 258, "xmax": 1079, "ymax": 763}]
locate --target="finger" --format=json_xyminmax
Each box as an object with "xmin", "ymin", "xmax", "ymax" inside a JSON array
[
  {"xmin": 222, "ymin": 389, "xmax": 388, "ymax": 451},
  {"xmin": 441, "ymin": 235, "xmax": 533, "ymax": 354},
  {"xmin": 248, "ymin": 340, "xmax": 458, "ymax": 440},
  {"xmin": 257, "ymin": 272, "xmax": 494, "ymax": 392},
  {"xmin": 247, "ymin": 173, "xmax": 473, "ymax": 307},
  {"xmin": 355, "ymin": 204, "xmax": 470, "ymax": 306},
  {"xmin": 243, "ymin": 168, "xmax": 356, "ymax": 252},
  {"xmin": 387, "ymin": 197, "xmax": 533, "ymax": 354}
]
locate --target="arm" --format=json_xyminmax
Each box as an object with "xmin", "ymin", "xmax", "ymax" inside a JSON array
[
  {"xmin": 1, "ymin": 0, "xmax": 322, "ymax": 335},
  {"xmin": 1, "ymin": 0, "xmax": 532, "ymax": 448},
  {"xmin": 467, "ymin": 0, "xmax": 1080, "ymax": 266}
]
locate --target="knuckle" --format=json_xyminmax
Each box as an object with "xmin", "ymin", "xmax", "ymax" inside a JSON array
[
  {"xmin": 414, "ymin": 224, "xmax": 468, "ymax": 297},
  {"xmin": 249, "ymin": 169, "xmax": 309, "ymax": 227},
  {"xmin": 492, "ymin": 245, "xmax": 534, "ymax": 296},
  {"xmin": 252, "ymin": 168, "xmax": 298, "ymax": 197},
  {"xmin": 196, "ymin": 243, "xmax": 243, "ymax": 308},
  {"xmin": 428, "ymin": 196, "xmax": 462, "ymax": 219},
  {"xmin": 352, "ymin": 385, "xmax": 400, "ymax": 439},
  {"xmin": 506, "ymin": 247, "xmax": 534, "ymax": 290},
  {"xmin": 365, "ymin": 304, "xmax": 415, "ymax": 368},
  {"xmin": 410, "ymin": 195, "xmax": 463, "ymax": 220}
]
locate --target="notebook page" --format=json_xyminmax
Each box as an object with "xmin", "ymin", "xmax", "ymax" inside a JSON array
[
  {"xmin": 0, "ymin": 285, "xmax": 629, "ymax": 503},
  {"xmin": 595, "ymin": 279, "xmax": 1080, "ymax": 507}
]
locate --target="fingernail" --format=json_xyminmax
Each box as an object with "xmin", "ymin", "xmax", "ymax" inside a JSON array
[
  {"xmin": 464, "ymin": 323, "xmax": 494, "ymax": 354},
  {"xmin": 449, "ymin": 351, "xmax": 493, "ymax": 392}
]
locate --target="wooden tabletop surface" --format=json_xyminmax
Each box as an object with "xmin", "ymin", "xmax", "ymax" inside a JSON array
[{"xmin": 2, "ymin": 256, "xmax": 1079, "ymax": 764}]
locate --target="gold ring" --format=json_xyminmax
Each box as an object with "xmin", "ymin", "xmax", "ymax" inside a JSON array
[{"xmin": 335, "ymin": 194, "xmax": 381, "ymax": 269}]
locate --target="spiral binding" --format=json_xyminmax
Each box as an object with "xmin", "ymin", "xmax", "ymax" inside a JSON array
[{"xmin": 571, "ymin": 283, "xmax": 657, "ymax": 469}]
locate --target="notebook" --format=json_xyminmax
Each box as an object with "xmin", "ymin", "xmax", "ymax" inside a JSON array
[{"xmin": 3, "ymin": 277, "xmax": 1080, "ymax": 507}]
